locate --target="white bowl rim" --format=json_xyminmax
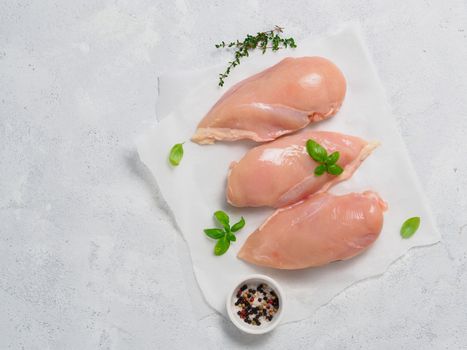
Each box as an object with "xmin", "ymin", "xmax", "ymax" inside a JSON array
[{"xmin": 226, "ymin": 274, "xmax": 285, "ymax": 335}]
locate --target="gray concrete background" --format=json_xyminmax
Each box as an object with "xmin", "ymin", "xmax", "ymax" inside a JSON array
[{"xmin": 1, "ymin": 1, "xmax": 466, "ymax": 349}]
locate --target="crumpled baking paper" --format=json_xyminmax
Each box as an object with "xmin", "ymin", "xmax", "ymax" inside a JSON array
[{"xmin": 137, "ymin": 25, "xmax": 440, "ymax": 323}]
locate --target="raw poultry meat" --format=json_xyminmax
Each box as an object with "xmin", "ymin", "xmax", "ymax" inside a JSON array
[
  {"xmin": 238, "ymin": 191, "xmax": 387, "ymax": 270},
  {"xmin": 192, "ymin": 57, "xmax": 346, "ymax": 144},
  {"xmin": 227, "ymin": 130, "xmax": 378, "ymax": 208}
]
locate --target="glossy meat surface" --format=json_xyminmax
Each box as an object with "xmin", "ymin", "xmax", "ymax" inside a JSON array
[
  {"xmin": 227, "ymin": 130, "xmax": 377, "ymax": 208},
  {"xmin": 238, "ymin": 191, "xmax": 387, "ymax": 270},
  {"xmin": 192, "ymin": 57, "xmax": 346, "ymax": 144}
]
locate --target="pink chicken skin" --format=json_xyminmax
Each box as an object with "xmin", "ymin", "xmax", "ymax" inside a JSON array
[
  {"xmin": 238, "ymin": 191, "xmax": 387, "ymax": 270},
  {"xmin": 227, "ymin": 130, "xmax": 378, "ymax": 208},
  {"xmin": 192, "ymin": 57, "xmax": 346, "ymax": 144}
]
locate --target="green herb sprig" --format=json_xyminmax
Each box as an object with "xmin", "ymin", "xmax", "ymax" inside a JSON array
[
  {"xmin": 204, "ymin": 210, "xmax": 245, "ymax": 256},
  {"xmin": 169, "ymin": 142, "xmax": 184, "ymax": 166},
  {"xmin": 306, "ymin": 139, "xmax": 344, "ymax": 176},
  {"xmin": 215, "ymin": 26, "xmax": 297, "ymax": 87},
  {"xmin": 400, "ymin": 217, "xmax": 420, "ymax": 239}
]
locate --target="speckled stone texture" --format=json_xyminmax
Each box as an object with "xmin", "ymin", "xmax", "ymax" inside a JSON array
[{"xmin": 1, "ymin": 1, "xmax": 466, "ymax": 349}]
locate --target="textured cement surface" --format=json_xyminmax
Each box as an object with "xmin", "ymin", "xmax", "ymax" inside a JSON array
[{"xmin": 1, "ymin": 1, "xmax": 466, "ymax": 349}]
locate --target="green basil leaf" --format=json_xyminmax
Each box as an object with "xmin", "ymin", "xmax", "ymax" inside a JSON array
[
  {"xmin": 214, "ymin": 236, "xmax": 230, "ymax": 256},
  {"xmin": 314, "ymin": 164, "xmax": 327, "ymax": 176},
  {"xmin": 214, "ymin": 210, "xmax": 230, "ymax": 230},
  {"xmin": 306, "ymin": 139, "xmax": 328, "ymax": 163},
  {"xmin": 327, "ymin": 164, "xmax": 344, "ymax": 175},
  {"xmin": 169, "ymin": 143, "xmax": 184, "ymax": 166},
  {"xmin": 204, "ymin": 228, "xmax": 225, "ymax": 239},
  {"xmin": 227, "ymin": 232, "xmax": 236, "ymax": 242},
  {"xmin": 231, "ymin": 217, "xmax": 245, "ymax": 233},
  {"xmin": 400, "ymin": 217, "xmax": 421, "ymax": 239},
  {"xmin": 327, "ymin": 151, "xmax": 340, "ymax": 165}
]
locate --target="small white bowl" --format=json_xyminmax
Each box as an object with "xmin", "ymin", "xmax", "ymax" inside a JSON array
[{"xmin": 226, "ymin": 274, "xmax": 285, "ymax": 335}]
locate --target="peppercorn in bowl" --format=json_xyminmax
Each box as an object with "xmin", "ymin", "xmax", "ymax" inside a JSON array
[{"xmin": 226, "ymin": 274, "xmax": 284, "ymax": 334}]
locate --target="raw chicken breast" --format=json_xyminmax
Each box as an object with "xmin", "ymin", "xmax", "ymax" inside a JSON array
[
  {"xmin": 238, "ymin": 191, "xmax": 387, "ymax": 270},
  {"xmin": 227, "ymin": 130, "xmax": 378, "ymax": 208},
  {"xmin": 192, "ymin": 57, "xmax": 346, "ymax": 144}
]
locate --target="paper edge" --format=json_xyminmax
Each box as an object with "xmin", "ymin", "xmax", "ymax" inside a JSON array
[
  {"xmin": 137, "ymin": 22, "xmax": 442, "ymax": 323},
  {"xmin": 136, "ymin": 122, "xmax": 441, "ymax": 323},
  {"xmin": 135, "ymin": 132, "xmax": 220, "ymax": 319},
  {"xmin": 349, "ymin": 24, "xmax": 442, "ymax": 242},
  {"xmin": 278, "ymin": 240, "xmax": 442, "ymax": 327}
]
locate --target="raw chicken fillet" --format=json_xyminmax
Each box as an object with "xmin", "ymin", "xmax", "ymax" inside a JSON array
[
  {"xmin": 192, "ymin": 57, "xmax": 346, "ymax": 144},
  {"xmin": 227, "ymin": 130, "xmax": 378, "ymax": 208},
  {"xmin": 238, "ymin": 191, "xmax": 387, "ymax": 270}
]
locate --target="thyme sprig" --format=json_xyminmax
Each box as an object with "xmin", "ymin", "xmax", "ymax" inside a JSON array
[{"xmin": 215, "ymin": 26, "xmax": 297, "ymax": 87}]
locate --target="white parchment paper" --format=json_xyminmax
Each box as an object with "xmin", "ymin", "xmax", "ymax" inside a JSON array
[{"xmin": 137, "ymin": 25, "xmax": 440, "ymax": 323}]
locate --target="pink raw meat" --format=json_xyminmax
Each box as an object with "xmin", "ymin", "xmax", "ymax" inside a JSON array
[
  {"xmin": 227, "ymin": 130, "xmax": 378, "ymax": 208},
  {"xmin": 238, "ymin": 191, "xmax": 387, "ymax": 270},
  {"xmin": 192, "ymin": 57, "xmax": 346, "ymax": 144}
]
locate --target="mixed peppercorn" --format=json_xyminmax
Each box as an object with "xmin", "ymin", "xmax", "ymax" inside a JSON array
[{"xmin": 234, "ymin": 283, "xmax": 280, "ymax": 326}]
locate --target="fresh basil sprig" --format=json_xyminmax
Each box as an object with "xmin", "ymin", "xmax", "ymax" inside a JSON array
[
  {"xmin": 306, "ymin": 139, "xmax": 344, "ymax": 176},
  {"xmin": 204, "ymin": 211, "xmax": 245, "ymax": 256},
  {"xmin": 400, "ymin": 217, "xmax": 420, "ymax": 239},
  {"xmin": 169, "ymin": 142, "xmax": 184, "ymax": 166}
]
